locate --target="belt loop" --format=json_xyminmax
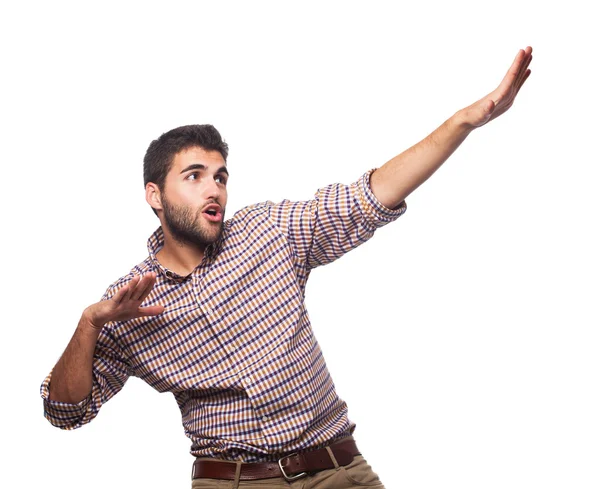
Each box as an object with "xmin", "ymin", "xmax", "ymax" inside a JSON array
[
  {"xmin": 325, "ymin": 446, "xmax": 340, "ymax": 471},
  {"xmin": 232, "ymin": 461, "xmax": 242, "ymax": 489}
]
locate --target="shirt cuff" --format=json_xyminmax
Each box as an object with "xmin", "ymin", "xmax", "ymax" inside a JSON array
[
  {"xmin": 357, "ymin": 169, "xmax": 407, "ymax": 229},
  {"xmin": 40, "ymin": 371, "xmax": 91, "ymax": 429}
]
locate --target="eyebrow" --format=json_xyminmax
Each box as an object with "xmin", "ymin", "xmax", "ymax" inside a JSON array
[{"xmin": 180, "ymin": 164, "xmax": 229, "ymax": 176}]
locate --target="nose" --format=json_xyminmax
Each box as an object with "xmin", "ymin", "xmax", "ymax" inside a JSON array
[{"xmin": 204, "ymin": 177, "xmax": 222, "ymax": 202}]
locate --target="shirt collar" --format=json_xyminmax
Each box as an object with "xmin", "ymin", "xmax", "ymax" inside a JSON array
[{"xmin": 147, "ymin": 226, "xmax": 225, "ymax": 281}]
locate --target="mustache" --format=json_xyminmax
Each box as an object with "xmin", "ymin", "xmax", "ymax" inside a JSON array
[{"xmin": 203, "ymin": 199, "xmax": 222, "ymax": 208}]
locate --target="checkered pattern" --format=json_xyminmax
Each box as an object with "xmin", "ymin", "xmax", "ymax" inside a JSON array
[{"xmin": 41, "ymin": 169, "xmax": 406, "ymax": 461}]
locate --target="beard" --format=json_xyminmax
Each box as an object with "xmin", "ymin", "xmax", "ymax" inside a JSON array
[{"xmin": 162, "ymin": 196, "xmax": 224, "ymax": 249}]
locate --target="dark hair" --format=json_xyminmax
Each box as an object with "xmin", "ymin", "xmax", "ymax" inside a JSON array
[{"xmin": 143, "ymin": 124, "xmax": 229, "ymax": 215}]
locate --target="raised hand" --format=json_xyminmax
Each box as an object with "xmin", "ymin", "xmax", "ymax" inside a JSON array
[
  {"xmin": 458, "ymin": 46, "xmax": 533, "ymax": 129},
  {"xmin": 85, "ymin": 272, "xmax": 165, "ymax": 329}
]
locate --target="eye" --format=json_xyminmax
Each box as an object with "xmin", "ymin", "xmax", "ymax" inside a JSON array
[
  {"xmin": 215, "ymin": 174, "xmax": 228, "ymax": 185},
  {"xmin": 186, "ymin": 172, "xmax": 199, "ymax": 181}
]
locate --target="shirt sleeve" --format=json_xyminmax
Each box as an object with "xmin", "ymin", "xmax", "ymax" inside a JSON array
[
  {"xmin": 266, "ymin": 168, "xmax": 407, "ymax": 270},
  {"xmin": 40, "ymin": 286, "xmax": 134, "ymax": 430}
]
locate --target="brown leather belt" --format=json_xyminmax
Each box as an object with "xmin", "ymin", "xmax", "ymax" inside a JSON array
[{"xmin": 192, "ymin": 437, "xmax": 360, "ymax": 481}]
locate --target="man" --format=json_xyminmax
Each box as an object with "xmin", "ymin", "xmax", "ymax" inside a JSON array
[{"xmin": 41, "ymin": 47, "xmax": 533, "ymax": 488}]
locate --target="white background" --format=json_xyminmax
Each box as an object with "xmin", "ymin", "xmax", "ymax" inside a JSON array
[{"xmin": 1, "ymin": 1, "xmax": 598, "ymax": 488}]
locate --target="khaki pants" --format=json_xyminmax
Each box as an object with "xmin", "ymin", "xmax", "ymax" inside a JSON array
[{"xmin": 191, "ymin": 455, "xmax": 385, "ymax": 489}]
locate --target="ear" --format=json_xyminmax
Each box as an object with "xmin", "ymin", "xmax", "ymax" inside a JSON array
[{"xmin": 145, "ymin": 183, "xmax": 163, "ymax": 212}]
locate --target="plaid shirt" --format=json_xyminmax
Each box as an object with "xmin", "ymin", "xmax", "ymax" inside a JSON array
[{"xmin": 41, "ymin": 169, "xmax": 406, "ymax": 461}]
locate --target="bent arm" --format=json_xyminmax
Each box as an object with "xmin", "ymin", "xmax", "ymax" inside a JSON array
[
  {"xmin": 41, "ymin": 272, "xmax": 164, "ymax": 429},
  {"xmin": 371, "ymin": 46, "xmax": 533, "ymax": 208},
  {"xmin": 41, "ymin": 318, "xmax": 132, "ymax": 429},
  {"xmin": 48, "ymin": 310, "xmax": 102, "ymax": 404}
]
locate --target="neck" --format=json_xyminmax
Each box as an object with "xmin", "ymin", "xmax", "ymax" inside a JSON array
[{"xmin": 156, "ymin": 227, "xmax": 206, "ymax": 276}]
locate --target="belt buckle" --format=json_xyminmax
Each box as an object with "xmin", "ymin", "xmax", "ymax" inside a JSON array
[{"xmin": 278, "ymin": 453, "xmax": 308, "ymax": 481}]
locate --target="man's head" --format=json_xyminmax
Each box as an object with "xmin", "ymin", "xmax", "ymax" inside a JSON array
[{"xmin": 144, "ymin": 125, "xmax": 229, "ymax": 248}]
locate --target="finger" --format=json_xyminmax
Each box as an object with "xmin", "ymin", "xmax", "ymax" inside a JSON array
[
  {"xmin": 516, "ymin": 48, "xmax": 532, "ymax": 82},
  {"xmin": 137, "ymin": 272, "xmax": 158, "ymax": 301},
  {"xmin": 130, "ymin": 273, "xmax": 153, "ymax": 301},
  {"xmin": 121, "ymin": 275, "xmax": 141, "ymax": 303},
  {"xmin": 132, "ymin": 272, "xmax": 157, "ymax": 301},
  {"xmin": 504, "ymin": 49, "xmax": 525, "ymax": 84},
  {"xmin": 112, "ymin": 283, "xmax": 131, "ymax": 305},
  {"xmin": 515, "ymin": 55, "xmax": 532, "ymax": 90},
  {"xmin": 136, "ymin": 305, "xmax": 165, "ymax": 317},
  {"xmin": 516, "ymin": 69, "xmax": 531, "ymax": 93},
  {"xmin": 498, "ymin": 48, "xmax": 529, "ymax": 93}
]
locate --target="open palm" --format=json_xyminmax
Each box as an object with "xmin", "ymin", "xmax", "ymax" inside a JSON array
[
  {"xmin": 460, "ymin": 46, "xmax": 533, "ymax": 128},
  {"xmin": 87, "ymin": 272, "xmax": 165, "ymax": 329}
]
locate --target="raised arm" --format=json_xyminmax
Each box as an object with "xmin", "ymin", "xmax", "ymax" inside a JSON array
[{"xmin": 370, "ymin": 46, "xmax": 533, "ymax": 209}]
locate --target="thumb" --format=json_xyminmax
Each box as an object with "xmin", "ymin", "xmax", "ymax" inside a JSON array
[
  {"xmin": 482, "ymin": 99, "xmax": 496, "ymax": 116},
  {"xmin": 138, "ymin": 305, "xmax": 165, "ymax": 317},
  {"xmin": 477, "ymin": 99, "xmax": 496, "ymax": 126}
]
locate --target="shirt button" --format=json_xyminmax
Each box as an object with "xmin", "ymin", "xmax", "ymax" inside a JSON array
[
  {"xmin": 243, "ymin": 376, "xmax": 253, "ymax": 385},
  {"xmin": 206, "ymin": 308, "xmax": 213, "ymax": 316},
  {"xmin": 262, "ymin": 416, "xmax": 269, "ymax": 422}
]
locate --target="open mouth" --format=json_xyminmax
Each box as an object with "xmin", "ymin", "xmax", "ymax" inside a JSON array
[{"xmin": 202, "ymin": 204, "xmax": 223, "ymax": 222}]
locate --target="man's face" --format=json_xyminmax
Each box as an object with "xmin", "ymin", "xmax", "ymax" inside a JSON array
[{"xmin": 159, "ymin": 146, "xmax": 228, "ymax": 248}]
